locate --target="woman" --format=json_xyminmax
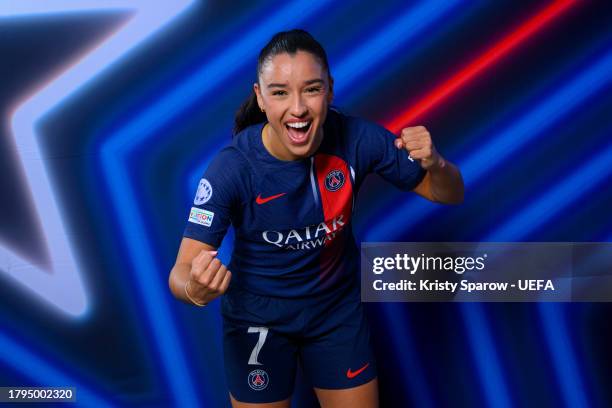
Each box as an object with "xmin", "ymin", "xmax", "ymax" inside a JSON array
[{"xmin": 169, "ymin": 29, "xmax": 464, "ymax": 408}]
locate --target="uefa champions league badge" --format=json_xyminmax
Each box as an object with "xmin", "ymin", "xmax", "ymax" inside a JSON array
[
  {"xmin": 194, "ymin": 178, "xmax": 212, "ymax": 205},
  {"xmin": 325, "ymin": 169, "xmax": 345, "ymax": 192},
  {"xmin": 248, "ymin": 369, "xmax": 269, "ymax": 391}
]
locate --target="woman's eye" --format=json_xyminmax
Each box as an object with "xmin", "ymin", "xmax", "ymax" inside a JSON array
[
  {"xmin": 306, "ymin": 87, "xmax": 321, "ymax": 93},
  {"xmin": 272, "ymin": 90, "xmax": 287, "ymax": 96}
]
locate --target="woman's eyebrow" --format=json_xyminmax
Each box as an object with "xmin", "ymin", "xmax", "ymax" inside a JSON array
[
  {"xmin": 267, "ymin": 82, "xmax": 288, "ymax": 89},
  {"xmin": 303, "ymin": 78, "xmax": 324, "ymax": 85},
  {"xmin": 266, "ymin": 79, "xmax": 324, "ymax": 89}
]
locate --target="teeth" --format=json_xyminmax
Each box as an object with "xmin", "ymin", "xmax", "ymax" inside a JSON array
[{"xmin": 286, "ymin": 121, "xmax": 310, "ymax": 129}]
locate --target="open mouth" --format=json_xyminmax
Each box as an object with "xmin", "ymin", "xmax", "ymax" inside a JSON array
[{"xmin": 285, "ymin": 120, "xmax": 312, "ymax": 145}]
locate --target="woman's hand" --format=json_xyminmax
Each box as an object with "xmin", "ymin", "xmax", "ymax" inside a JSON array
[
  {"xmin": 186, "ymin": 250, "xmax": 232, "ymax": 305},
  {"xmin": 394, "ymin": 126, "xmax": 445, "ymax": 170},
  {"xmin": 394, "ymin": 125, "xmax": 464, "ymax": 204}
]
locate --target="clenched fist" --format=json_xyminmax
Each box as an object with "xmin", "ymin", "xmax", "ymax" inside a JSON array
[
  {"xmin": 186, "ymin": 250, "xmax": 232, "ymax": 305},
  {"xmin": 394, "ymin": 126, "xmax": 444, "ymax": 170}
]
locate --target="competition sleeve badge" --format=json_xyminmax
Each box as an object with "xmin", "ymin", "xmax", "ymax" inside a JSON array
[
  {"xmin": 188, "ymin": 208, "xmax": 214, "ymax": 227},
  {"xmin": 194, "ymin": 178, "xmax": 212, "ymax": 205}
]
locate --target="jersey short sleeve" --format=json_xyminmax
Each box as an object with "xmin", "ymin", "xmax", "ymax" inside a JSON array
[
  {"xmin": 352, "ymin": 117, "xmax": 426, "ymax": 191},
  {"xmin": 183, "ymin": 147, "xmax": 248, "ymax": 248}
]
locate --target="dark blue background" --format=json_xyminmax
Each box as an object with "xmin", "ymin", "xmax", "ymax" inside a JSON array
[{"xmin": 1, "ymin": 1, "xmax": 611, "ymax": 406}]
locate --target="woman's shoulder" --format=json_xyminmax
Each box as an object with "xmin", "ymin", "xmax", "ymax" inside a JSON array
[
  {"xmin": 204, "ymin": 142, "xmax": 254, "ymax": 200},
  {"xmin": 206, "ymin": 132, "xmax": 255, "ymax": 181},
  {"xmin": 211, "ymin": 145, "xmax": 251, "ymax": 178}
]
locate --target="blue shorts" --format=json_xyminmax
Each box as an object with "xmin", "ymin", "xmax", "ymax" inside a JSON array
[{"xmin": 221, "ymin": 281, "xmax": 377, "ymax": 404}]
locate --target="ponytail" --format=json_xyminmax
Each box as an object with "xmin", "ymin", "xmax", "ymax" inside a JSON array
[{"xmin": 234, "ymin": 91, "xmax": 266, "ymax": 135}]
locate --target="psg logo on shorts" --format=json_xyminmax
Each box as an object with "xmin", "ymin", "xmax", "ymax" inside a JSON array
[
  {"xmin": 325, "ymin": 169, "xmax": 345, "ymax": 192},
  {"xmin": 248, "ymin": 369, "xmax": 269, "ymax": 391}
]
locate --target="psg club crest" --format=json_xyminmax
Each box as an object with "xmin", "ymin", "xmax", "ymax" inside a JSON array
[
  {"xmin": 248, "ymin": 369, "xmax": 269, "ymax": 391},
  {"xmin": 325, "ymin": 169, "xmax": 345, "ymax": 192},
  {"xmin": 194, "ymin": 178, "xmax": 212, "ymax": 205}
]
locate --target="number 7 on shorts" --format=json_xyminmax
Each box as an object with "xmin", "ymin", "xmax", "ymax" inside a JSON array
[{"xmin": 247, "ymin": 327, "xmax": 268, "ymax": 365}]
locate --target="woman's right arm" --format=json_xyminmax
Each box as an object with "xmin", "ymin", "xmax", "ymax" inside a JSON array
[{"xmin": 168, "ymin": 237, "xmax": 232, "ymax": 306}]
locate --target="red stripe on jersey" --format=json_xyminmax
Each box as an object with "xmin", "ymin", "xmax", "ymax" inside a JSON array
[
  {"xmin": 314, "ymin": 154, "xmax": 353, "ymax": 288},
  {"xmin": 314, "ymin": 154, "xmax": 353, "ymax": 230}
]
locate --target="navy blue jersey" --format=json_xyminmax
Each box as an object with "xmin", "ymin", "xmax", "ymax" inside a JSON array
[{"xmin": 183, "ymin": 108, "xmax": 425, "ymax": 298}]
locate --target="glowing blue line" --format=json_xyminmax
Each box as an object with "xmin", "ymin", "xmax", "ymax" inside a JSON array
[
  {"xmin": 333, "ymin": 0, "xmax": 465, "ymax": 94},
  {"xmin": 2, "ymin": 1, "xmax": 133, "ymax": 16},
  {"xmin": 380, "ymin": 304, "xmax": 434, "ymax": 408},
  {"xmin": 2, "ymin": 1, "xmax": 193, "ymax": 317},
  {"xmin": 0, "ymin": 331, "xmax": 113, "ymax": 407},
  {"xmin": 483, "ymin": 148, "xmax": 612, "ymax": 408},
  {"xmin": 461, "ymin": 304, "xmax": 512, "ymax": 408},
  {"xmin": 3, "ymin": 1, "xmax": 200, "ymax": 406},
  {"xmin": 1, "ymin": 1, "xmax": 143, "ymax": 319},
  {"xmin": 487, "ymin": 142, "xmax": 612, "ymax": 241},
  {"xmin": 365, "ymin": 198, "xmax": 436, "ymax": 241},
  {"xmin": 538, "ymin": 304, "xmax": 591, "ymax": 408},
  {"xmin": 366, "ymin": 47, "xmax": 612, "ymax": 241},
  {"xmin": 103, "ymin": 153, "xmax": 208, "ymax": 408}
]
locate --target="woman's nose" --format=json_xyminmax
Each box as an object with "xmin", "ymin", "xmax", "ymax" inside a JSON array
[{"xmin": 289, "ymin": 95, "xmax": 307, "ymax": 116}]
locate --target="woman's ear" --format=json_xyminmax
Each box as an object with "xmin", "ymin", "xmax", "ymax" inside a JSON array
[{"xmin": 254, "ymin": 82, "xmax": 264, "ymax": 111}]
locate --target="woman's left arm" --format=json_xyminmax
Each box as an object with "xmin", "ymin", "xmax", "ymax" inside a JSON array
[{"xmin": 394, "ymin": 126, "xmax": 464, "ymax": 204}]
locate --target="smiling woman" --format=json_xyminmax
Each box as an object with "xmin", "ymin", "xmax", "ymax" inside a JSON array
[
  {"xmin": 256, "ymin": 51, "xmax": 329, "ymax": 159},
  {"xmin": 169, "ymin": 29, "xmax": 464, "ymax": 408}
]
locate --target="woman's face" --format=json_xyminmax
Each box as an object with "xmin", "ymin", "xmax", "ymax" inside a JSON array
[{"xmin": 254, "ymin": 50, "xmax": 333, "ymax": 160}]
